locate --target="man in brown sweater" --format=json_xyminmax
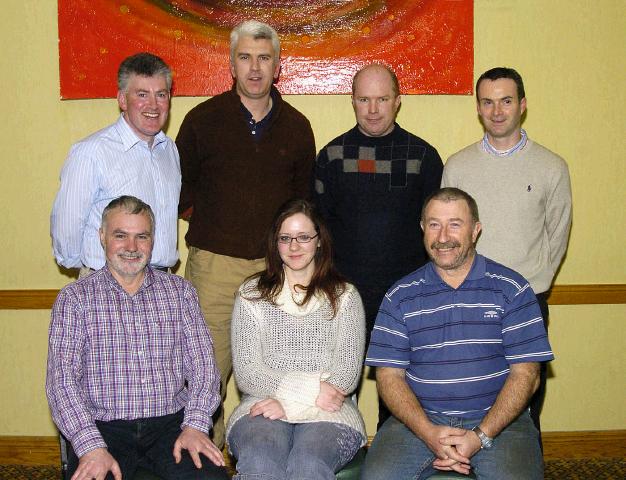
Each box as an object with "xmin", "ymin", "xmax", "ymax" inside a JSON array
[{"xmin": 176, "ymin": 20, "xmax": 315, "ymax": 448}]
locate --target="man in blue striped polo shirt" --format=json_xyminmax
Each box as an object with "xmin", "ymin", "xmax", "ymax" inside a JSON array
[{"xmin": 361, "ymin": 187, "xmax": 552, "ymax": 480}]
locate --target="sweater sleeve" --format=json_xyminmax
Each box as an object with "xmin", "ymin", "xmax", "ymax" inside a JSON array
[
  {"xmin": 291, "ymin": 117, "xmax": 316, "ymax": 200},
  {"xmin": 323, "ymin": 286, "xmax": 366, "ymax": 394},
  {"xmin": 175, "ymin": 110, "xmax": 201, "ymax": 215},
  {"xmin": 420, "ymin": 146, "xmax": 444, "ymax": 206},
  {"xmin": 231, "ymin": 293, "xmax": 320, "ymax": 404},
  {"xmin": 545, "ymin": 159, "xmax": 572, "ymax": 277}
]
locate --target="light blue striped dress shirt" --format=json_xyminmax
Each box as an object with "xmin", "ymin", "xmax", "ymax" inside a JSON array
[{"xmin": 51, "ymin": 114, "xmax": 181, "ymax": 269}]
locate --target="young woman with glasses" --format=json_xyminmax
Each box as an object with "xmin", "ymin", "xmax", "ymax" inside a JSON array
[{"xmin": 225, "ymin": 198, "xmax": 366, "ymax": 479}]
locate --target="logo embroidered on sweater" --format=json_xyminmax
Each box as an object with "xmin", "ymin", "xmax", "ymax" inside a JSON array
[
  {"xmin": 527, "ymin": 185, "xmax": 532, "ymax": 192},
  {"xmin": 483, "ymin": 310, "xmax": 499, "ymax": 319}
]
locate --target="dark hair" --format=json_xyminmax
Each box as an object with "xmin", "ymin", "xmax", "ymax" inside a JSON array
[
  {"xmin": 249, "ymin": 199, "xmax": 346, "ymax": 315},
  {"xmin": 421, "ymin": 188, "xmax": 480, "ymax": 224},
  {"xmin": 352, "ymin": 63, "xmax": 400, "ymax": 97},
  {"xmin": 118, "ymin": 52, "xmax": 172, "ymax": 92},
  {"xmin": 101, "ymin": 195, "xmax": 155, "ymax": 232},
  {"xmin": 476, "ymin": 67, "xmax": 525, "ymax": 101}
]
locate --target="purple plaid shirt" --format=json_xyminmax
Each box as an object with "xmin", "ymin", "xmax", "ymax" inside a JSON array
[{"xmin": 46, "ymin": 266, "xmax": 220, "ymax": 457}]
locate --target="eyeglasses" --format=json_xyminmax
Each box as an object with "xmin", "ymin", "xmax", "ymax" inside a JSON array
[{"xmin": 277, "ymin": 234, "xmax": 319, "ymax": 244}]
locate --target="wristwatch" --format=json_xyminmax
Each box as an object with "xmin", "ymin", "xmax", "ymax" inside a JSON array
[{"xmin": 472, "ymin": 426, "xmax": 494, "ymax": 450}]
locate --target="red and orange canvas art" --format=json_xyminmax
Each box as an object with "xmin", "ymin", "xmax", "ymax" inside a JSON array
[{"xmin": 58, "ymin": 0, "xmax": 473, "ymax": 99}]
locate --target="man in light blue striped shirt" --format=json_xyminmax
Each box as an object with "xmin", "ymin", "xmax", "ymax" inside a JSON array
[
  {"xmin": 361, "ymin": 188, "xmax": 552, "ymax": 480},
  {"xmin": 51, "ymin": 53, "xmax": 180, "ymax": 273}
]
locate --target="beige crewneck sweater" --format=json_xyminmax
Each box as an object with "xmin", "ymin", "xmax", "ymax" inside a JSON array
[{"xmin": 442, "ymin": 139, "xmax": 572, "ymax": 293}]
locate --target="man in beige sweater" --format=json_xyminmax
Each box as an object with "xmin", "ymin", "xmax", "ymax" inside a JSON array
[{"xmin": 442, "ymin": 67, "xmax": 572, "ymax": 440}]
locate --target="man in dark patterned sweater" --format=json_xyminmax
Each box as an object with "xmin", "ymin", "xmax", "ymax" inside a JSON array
[{"xmin": 314, "ymin": 64, "xmax": 443, "ymax": 428}]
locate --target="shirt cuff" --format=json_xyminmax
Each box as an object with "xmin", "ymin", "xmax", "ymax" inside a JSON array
[
  {"xmin": 71, "ymin": 425, "xmax": 107, "ymax": 458},
  {"xmin": 182, "ymin": 408, "xmax": 212, "ymax": 434}
]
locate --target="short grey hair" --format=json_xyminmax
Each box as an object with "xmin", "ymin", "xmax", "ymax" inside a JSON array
[
  {"xmin": 101, "ymin": 195, "xmax": 155, "ymax": 233},
  {"xmin": 230, "ymin": 20, "xmax": 280, "ymax": 64},
  {"xmin": 421, "ymin": 188, "xmax": 480, "ymax": 224},
  {"xmin": 117, "ymin": 52, "xmax": 172, "ymax": 92}
]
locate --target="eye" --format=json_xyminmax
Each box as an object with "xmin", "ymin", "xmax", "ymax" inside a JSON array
[
  {"xmin": 357, "ymin": 97, "xmax": 368, "ymax": 103},
  {"xmin": 278, "ymin": 235, "xmax": 291, "ymax": 244},
  {"xmin": 157, "ymin": 92, "xmax": 168, "ymax": 98},
  {"xmin": 297, "ymin": 234, "xmax": 312, "ymax": 243}
]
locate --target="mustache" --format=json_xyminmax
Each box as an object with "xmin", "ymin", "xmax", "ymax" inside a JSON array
[
  {"xmin": 431, "ymin": 241, "xmax": 461, "ymax": 249},
  {"xmin": 119, "ymin": 252, "xmax": 143, "ymax": 259}
]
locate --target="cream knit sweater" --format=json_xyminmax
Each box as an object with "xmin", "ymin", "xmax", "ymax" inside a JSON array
[
  {"xmin": 225, "ymin": 278, "xmax": 366, "ymax": 445},
  {"xmin": 443, "ymin": 139, "xmax": 572, "ymax": 293}
]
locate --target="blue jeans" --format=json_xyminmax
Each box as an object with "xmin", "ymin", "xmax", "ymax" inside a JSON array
[
  {"xmin": 67, "ymin": 410, "xmax": 229, "ymax": 479},
  {"xmin": 228, "ymin": 415, "xmax": 363, "ymax": 480},
  {"xmin": 360, "ymin": 410, "xmax": 543, "ymax": 480}
]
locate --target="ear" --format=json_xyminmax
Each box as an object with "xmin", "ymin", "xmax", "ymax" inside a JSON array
[
  {"xmin": 99, "ymin": 227, "xmax": 106, "ymax": 249},
  {"xmin": 273, "ymin": 62, "xmax": 281, "ymax": 80},
  {"xmin": 229, "ymin": 62, "xmax": 236, "ymax": 79},
  {"xmin": 472, "ymin": 221, "xmax": 482, "ymax": 243},
  {"xmin": 394, "ymin": 94, "xmax": 402, "ymax": 109},
  {"xmin": 117, "ymin": 90, "xmax": 127, "ymax": 112},
  {"xmin": 520, "ymin": 97, "xmax": 527, "ymax": 115}
]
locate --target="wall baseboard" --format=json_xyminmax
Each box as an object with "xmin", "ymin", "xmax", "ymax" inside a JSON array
[
  {"xmin": 1, "ymin": 430, "xmax": 624, "ymax": 466},
  {"xmin": 1, "ymin": 284, "xmax": 626, "ymax": 310}
]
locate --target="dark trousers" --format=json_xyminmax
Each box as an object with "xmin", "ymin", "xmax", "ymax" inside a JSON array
[
  {"xmin": 67, "ymin": 410, "xmax": 229, "ymax": 480},
  {"xmin": 531, "ymin": 291, "xmax": 550, "ymax": 450},
  {"xmin": 356, "ymin": 284, "xmax": 392, "ymax": 430}
]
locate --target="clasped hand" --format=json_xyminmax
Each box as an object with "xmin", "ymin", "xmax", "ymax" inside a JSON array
[
  {"xmin": 315, "ymin": 381, "xmax": 346, "ymax": 412},
  {"xmin": 422, "ymin": 424, "xmax": 482, "ymax": 475}
]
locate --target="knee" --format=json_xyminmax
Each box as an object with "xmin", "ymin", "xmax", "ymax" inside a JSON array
[{"xmin": 287, "ymin": 455, "xmax": 335, "ymax": 480}]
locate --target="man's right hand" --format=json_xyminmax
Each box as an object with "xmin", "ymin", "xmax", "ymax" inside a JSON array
[{"xmin": 71, "ymin": 447, "xmax": 121, "ymax": 480}]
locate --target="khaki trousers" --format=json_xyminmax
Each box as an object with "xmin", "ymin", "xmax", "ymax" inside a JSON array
[{"xmin": 184, "ymin": 247, "xmax": 264, "ymax": 449}]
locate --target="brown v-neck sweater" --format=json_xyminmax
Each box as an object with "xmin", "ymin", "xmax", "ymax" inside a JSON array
[{"xmin": 176, "ymin": 86, "xmax": 316, "ymax": 259}]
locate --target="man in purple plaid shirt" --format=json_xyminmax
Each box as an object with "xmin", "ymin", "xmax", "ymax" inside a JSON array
[{"xmin": 46, "ymin": 195, "xmax": 229, "ymax": 480}]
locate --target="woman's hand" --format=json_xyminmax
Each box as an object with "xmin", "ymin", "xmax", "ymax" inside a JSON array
[
  {"xmin": 249, "ymin": 398, "xmax": 286, "ymax": 420},
  {"xmin": 315, "ymin": 381, "xmax": 347, "ymax": 412}
]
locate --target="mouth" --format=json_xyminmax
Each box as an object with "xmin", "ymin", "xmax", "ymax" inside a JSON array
[
  {"xmin": 119, "ymin": 253, "xmax": 143, "ymax": 261},
  {"xmin": 142, "ymin": 112, "xmax": 160, "ymax": 119},
  {"xmin": 431, "ymin": 241, "xmax": 460, "ymax": 252}
]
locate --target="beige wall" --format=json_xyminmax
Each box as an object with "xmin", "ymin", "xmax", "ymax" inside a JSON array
[{"xmin": 1, "ymin": 1, "xmax": 624, "ymax": 436}]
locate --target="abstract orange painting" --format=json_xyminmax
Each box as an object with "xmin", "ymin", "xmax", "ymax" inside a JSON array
[{"xmin": 58, "ymin": 0, "xmax": 473, "ymax": 99}]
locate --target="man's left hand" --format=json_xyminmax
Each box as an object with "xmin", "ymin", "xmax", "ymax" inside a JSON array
[
  {"xmin": 173, "ymin": 426, "xmax": 225, "ymax": 469},
  {"xmin": 436, "ymin": 428, "xmax": 482, "ymax": 462}
]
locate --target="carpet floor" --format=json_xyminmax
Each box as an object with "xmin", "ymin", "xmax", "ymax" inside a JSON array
[{"xmin": 1, "ymin": 458, "xmax": 625, "ymax": 479}]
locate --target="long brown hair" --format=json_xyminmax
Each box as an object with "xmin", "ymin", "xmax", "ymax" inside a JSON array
[{"xmin": 248, "ymin": 199, "xmax": 346, "ymax": 315}]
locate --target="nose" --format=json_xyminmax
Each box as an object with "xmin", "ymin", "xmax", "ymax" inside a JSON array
[
  {"xmin": 368, "ymin": 100, "xmax": 378, "ymax": 114},
  {"xmin": 288, "ymin": 238, "xmax": 299, "ymax": 251},
  {"xmin": 146, "ymin": 93, "xmax": 158, "ymax": 109},
  {"xmin": 251, "ymin": 56, "xmax": 260, "ymax": 71},
  {"xmin": 126, "ymin": 237, "xmax": 138, "ymax": 252},
  {"xmin": 493, "ymin": 101, "xmax": 503, "ymax": 115},
  {"xmin": 437, "ymin": 226, "xmax": 449, "ymax": 243}
]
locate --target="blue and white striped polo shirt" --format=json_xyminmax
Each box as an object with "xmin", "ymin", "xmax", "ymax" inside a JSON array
[{"xmin": 365, "ymin": 254, "xmax": 554, "ymax": 418}]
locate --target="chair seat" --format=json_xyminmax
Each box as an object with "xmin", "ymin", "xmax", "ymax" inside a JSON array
[{"xmin": 336, "ymin": 447, "xmax": 366, "ymax": 480}]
